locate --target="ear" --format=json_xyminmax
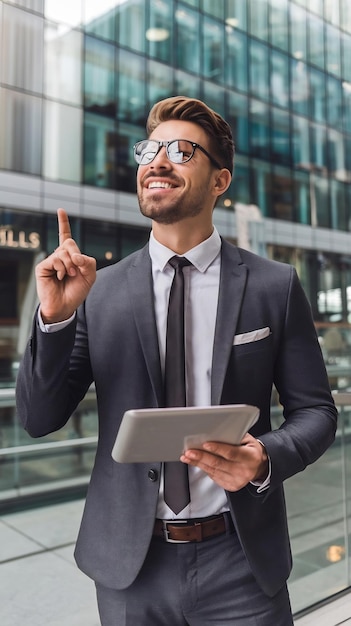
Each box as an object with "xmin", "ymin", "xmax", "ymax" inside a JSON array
[{"xmin": 213, "ymin": 168, "xmax": 232, "ymax": 198}]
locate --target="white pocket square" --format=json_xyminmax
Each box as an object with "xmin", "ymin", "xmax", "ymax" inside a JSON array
[{"xmin": 233, "ymin": 327, "xmax": 270, "ymax": 346}]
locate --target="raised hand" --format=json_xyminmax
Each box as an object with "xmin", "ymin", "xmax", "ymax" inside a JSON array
[{"xmin": 36, "ymin": 208, "xmax": 96, "ymax": 323}]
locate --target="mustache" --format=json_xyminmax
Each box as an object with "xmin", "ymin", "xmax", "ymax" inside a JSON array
[{"xmin": 140, "ymin": 172, "xmax": 182, "ymax": 186}]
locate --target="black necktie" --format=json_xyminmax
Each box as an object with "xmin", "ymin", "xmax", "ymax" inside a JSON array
[{"xmin": 164, "ymin": 256, "xmax": 191, "ymax": 514}]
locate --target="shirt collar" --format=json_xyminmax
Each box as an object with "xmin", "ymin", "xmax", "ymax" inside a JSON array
[{"xmin": 149, "ymin": 227, "xmax": 221, "ymax": 273}]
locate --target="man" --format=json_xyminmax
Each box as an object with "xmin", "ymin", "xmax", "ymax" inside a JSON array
[{"xmin": 16, "ymin": 96, "xmax": 337, "ymax": 625}]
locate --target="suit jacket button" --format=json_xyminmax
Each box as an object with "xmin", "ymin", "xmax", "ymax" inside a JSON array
[{"xmin": 148, "ymin": 469, "xmax": 158, "ymax": 482}]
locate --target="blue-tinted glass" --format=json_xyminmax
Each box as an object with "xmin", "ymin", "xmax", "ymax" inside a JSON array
[
  {"xmin": 294, "ymin": 171, "xmax": 310, "ymax": 224},
  {"xmin": 309, "ymin": 0, "xmax": 323, "ymax": 15},
  {"xmin": 326, "ymin": 77, "xmax": 343, "ymax": 129},
  {"xmin": 250, "ymin": 40, "xmax": 269, "ymax": 101},
  {"xmin": 230, "ymin": 156, "xmax": 251, "ymax": 204},
  {"xmin": 251, "ymin": 158, "xmax": 271, "ymax": 217},
  {"xmin": 290, "ymin": 59, "xmax": 309, "ymax": 116},
  {"xmin": 83, "ymin": 1, "xmax": 116, "ymax": 41},
  {"xmin": 226, "ymin": 0, "xmax": 247, "ymax": 32},
  {"xmin": 341, "ymin": 33, "xmax": 351, "ymax": 82},
  {"xmin": 308, "ymin": 14, "xmax": 325, "ymax": 69},
  {"xmin": 182, "ymin": 0, "xmax": 198, "ymax": 7},
  {"xmin": 324, "ymin": 0, "xmax": 339, "ymax": 25},
  {"xmin": 269, "ymin": 0, "xmax": 289, "ymax": 52},
  {"xmin": 309, "ymin": 68, "xmax": 326, "ymax": 122},
  {"xmin": 147, "ymin": 60, "xmax": 173, "ymax": 109},
  {"xmin": 116, "ymin": 124, "xmax": 144, "ymax": 193},
  {"xmin": 117, "ymin": 50, "xmax": 146, "ymax": 125},
  {"xmin": 340, "ymin": 0, "xmax": 351, "ymax": 34},
  {"xmin": 342, "ymin": 85, "xmax": 351, "ymax": 133},
  {"xmin": 330, "ymin": 180, "xmax": 346, "ymax": 231},
  {"xmin": 225, "ymin": 27, "xmax": 248, "ymax": 92},
  {"xmin": 248, "ymin": 0, "xmax": 268, "ymax": 40},
  {"xmin": 84, "ymin": 37, "xmax": 116, "ymax": 117},
  {"xmin": 83, "ymin": 113, "xmax": 117, "ymax": 189},
  {"xmin": 310, "ymin": 123, "xmax": 327, "ymax": 170},
  {"xmin": 147, "ymin": 0, "xmax": 172, "ymax": 63},
  {"xmin": 202, "ymin": 17, "xmax": 224, "ymax": 82},
  {"xmin": 202, "ymin": 0, "xmax": 223, "ymax": 19},
  {"xmin": 202, "ymin": 81, "xmax": 225, "ymax": 117},
  {"xmin": 250, "ymin": 99, "xmax": 270, "ymax": 159},
  {"xmin": 227, "ymin": 91, "xmax": 249, "ymax": 154},
  {"xmin": 290, "ymin": 4, "xmax": 307, "ymax": 62},
  {"xmin": 345, "ymin": 136, "xmax": 351, "ymax": 179},
  {"xmin": 325, "ymin": 24, "xmax": 341, "ymax": 77},
  {"xmin": 271, "ymin": 108, "xmax": 291, "ymax": 165},
  {"xmin": 271, "ymin": 50, "xmax": 289, "ymax": 107},
  {"xmin": 117, "ymin": 0, "xmax": 145, "ymax": 53},
  {"xmin": 175, "ymin": 5, "xmax": 200, "ymax": 74},
  {"xmin": 313, "ymin": 175, "xmax": 330, "ymax": 227},
  {"xmin": 292, "ymin": 115, "xmax": 310, "ymax": 168},
  {"xmin": 175, "ymin": 70, "xmax": 200, "ymax": 98},
  {"xmin": 328, "ymin": 130, "xmax": 346, "ymax": 182},
  {"xmin": 272, "ymin": 167, "xmax": 294, "ymax": 221}
]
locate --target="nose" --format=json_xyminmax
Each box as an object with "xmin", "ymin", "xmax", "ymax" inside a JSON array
[{"xmin": 149, "ymin": 144, "xmax": 171, "ymax": 168}]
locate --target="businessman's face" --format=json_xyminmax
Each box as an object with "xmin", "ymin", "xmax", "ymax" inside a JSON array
[{"xmin": 136, "ymin": 120, "xmax": 220, "ymax": 226}]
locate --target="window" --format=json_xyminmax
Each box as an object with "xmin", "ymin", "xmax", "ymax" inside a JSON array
[
  {"xmin": 271, "ymin": 107, "xmax": 291, "ymax": 165},
  {"xmin": 147, "ymin": 60, "xmax": 173, "ymax": 110},
  {"xmin": 117, "ymin": 49, "xmax": 146, "ymax": 125},
  {"xmin": 45, "ymin": 26, "xmax": 82, "ymax": 106},
  {"xmin": 202, "ymin": 17, "xmax": 223, "ymax": 82},
  {"xmin": 227, "ymin": 91, "xmax": 249, "ymax": 154},
  {"xmin": 249, "ymin": 99, "xmax": 270, "ymax": 159},
  {"xmin": 117, "ymin": 0, "xmax": 145, "ymax": 53},
  {"xmin": 43, "ymin": 101, "xmax": 82, "ymax": 183},
  {"xmin": 271, "ymin": 50, "xmax": 289, "ymax": 107},
  {"xmin": 249, "ymin": 40, "xmax": 269, "ymax": 101},
  {"xmin": 83, "ymin": 114, "xmax": 117, "ymax": 189},
  {"xmin": 84, "ymin": 37, "xmax": 116, "ymax": 116},
  {"xmin": 269, "ymin": 0, "xmax": 289, "ymax": 51},
  {"xmin": 175, "ymin": 5, "xmax": 200, "ymax": 74},
  {"xmin": 147, "ymin": 0, "xmax": 173, "ymax": 63},
  {"xmin": 225, "ymin": 28, "xmax": 248, "ymax": 92}
]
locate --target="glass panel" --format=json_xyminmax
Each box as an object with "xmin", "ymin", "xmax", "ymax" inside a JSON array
[
  {"xmin": 345, "ymin": 135, "xmax": 351, "ymax": 181},
  {"xmin": 269, "ymin": 0, "xmax": 289, "ymax": 52},
  {"xmin": 249, "ymin": 40, "xmax": 269, "ymax": 101},
  {"xmin": 342, "ymin": 83, "xmax": 351, "ymax": 133},
  {"xmin": 227, "ymin": 91, "xmax": 249, "ymax": 154},
  {"xmin": 330, "ymin": 180, "xmax": 346, "ymax": 231},
  {"xmin": 45, "ymin": 25, "xmax": 82, "ymax": 106},
  {"xmin": 5, "ymin": 0, "xmax": 43, "ymax": 10},
  {"xmin": 271, "ymin": 50, "xmax": 289, "ymax": 107},
  {"xmin": 290, "ymin": 60, "xmax": 309, "ymax": 116},
  {"xmin": 83, "ymin": 113, "xmax": 117, "ymax": 189},
  {"xmin": 1, "ymin": 4, "xmax": 43, "ymax": 93},
  {"xmin": 226, "ymin": 0, "xmax": 247, "ymax": 32},
  {"xmin": 294, "ymin": 170, "xmax": 310, "ymax": 224},
  {"xmin": 309, "ymin": 68, "xmax": 326, "ymax": 123},
  {"xmin": 147, "ymin": 60, "xmax": 173, "ymax": 110},
  {"xmin": 116, "ymin": 124, "xmax": 143, "ymax": 193},
  {"xmin": 324, "ymin": 0, "xmax": 340, "ymax": 26},
  {"xmin": 83, "ymin": 0, "xmax": 117, "ymax": 41},
  {"xmin": 117, "ymin": 0, "xmax": 145, "ymax": 53},
  {"xmin": 45, "ymin": 0, "xmax": 82, "ymax": 27},
  {"xmin": 82, "ymin": 219, "xmax": 118, "ymax": 268},
  {"xmin": 313, "ymin": 174, "xmax": 330, "ymax": 227},
  {"xmin": 272, "ymin": 166, "xmax": 294, "ymax": 221},
  {"xmin": 225, "ymin": 27, "xmax": 248, "ymax": 92},
  {"xmin": 341, "ymin": 0, "xmax": 351, "ymax": 34},
  {"xmin": 326, "ymin": 76, "xmax": 343, "ymax": 130},
  {"xmin": 248, "ymin": 0, "xmax": 268, "ymax": 40},
  {"xmin": 43, "ymin": 101, "xmax": 82, "ymax": 183},
  {"xmin": 202, "ymin": 82, "xmax": 225, "ymax": 117},
  {"xmin": 202, "ymin": 16, "xmax": 223, "ymax": 82},
  {"xmin": 325, "ymin": 24, "xmax": 341, "ymax": 77},
  {"xmin": 341, "ymin": 33, "xmax": 351, "ymax": 82},
  {"xmin": 147, "ymin": 0, "xmax": 172, "ymax": 63},
  {"xmin": 249, "ymin": 99, "xmax": 270, "ymax": 159},
  {"xmin": 292, "ymin": 115, "xmax": 310, "ymax": 168},
  {"xmin": 251, "ymin": 158, "xmax": 272, "ymax": 217},
  {"xmin": 308, "ymin": 0, "xmax": 323, "ymax": 15},
  {"xmin": 308, "ymin": 14, "xmax": 325, "ymax": 69},
  {"xmin": 290, "ymin": 3, "xmax": 307, "ymax": 62},
  {"xmin": 202, "ymin": 0, "xmax": 223, "ymax": 19},
  {"xmin": 0, "ymin": 88, "xmax": 42, "ymax": 175},
  {"xmin": 84, "ymin": 36, "xmax": 115, "ymax": 116},
  {"xmin": 328, "ymin": 130, "xmax": 347, "ymax": 182},
  {"xmin": 230, "ymin": 155, "xmax": 251, "ymax": 205},
  {"xmin": 271, "ymin": 107, "xmax": 291, "ymax": 166},
  {"xmin": 310, "ymin": 123, "xmax": 327, "ymax": 171},
  {"xmin": 175, "ymin": 70, "xmax": 200, "ymax": 98},
  {"xmin": 117, "ymin": 49, "xmax": 146, "ymax": 125},
  {"xmin": 175, "ymin": 5, "xmax": 200, "ymax": 74}
]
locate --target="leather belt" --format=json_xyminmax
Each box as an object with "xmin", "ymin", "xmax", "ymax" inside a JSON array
[{"xmin": 153, "ymin": 512, "xmax": 234, "ymax": 543}]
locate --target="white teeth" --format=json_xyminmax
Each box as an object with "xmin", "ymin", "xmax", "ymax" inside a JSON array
[{"xmin": 148, "ymin": 181, "xmax": 173, "ymax": 189}]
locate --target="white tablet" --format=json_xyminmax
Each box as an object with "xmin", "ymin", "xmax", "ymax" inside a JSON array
[{"xmin": 111, "ymin": 404, "xmax": 259, "ymax": 463}]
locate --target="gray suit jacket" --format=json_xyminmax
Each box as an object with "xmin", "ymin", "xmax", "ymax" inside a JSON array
[{"xmin": 16, "ymin": 238, "xmax": 337, "ymax": 597}]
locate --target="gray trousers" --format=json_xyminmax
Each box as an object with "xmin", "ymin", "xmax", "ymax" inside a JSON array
[{"xmin": 95, "ymin": 529, "xmax": 293, "ymax": 626}]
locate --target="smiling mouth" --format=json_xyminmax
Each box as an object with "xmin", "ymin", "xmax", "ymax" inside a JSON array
[{"xmin": 147, "ymin": 181, "xmax": 175, "ymax": 189}]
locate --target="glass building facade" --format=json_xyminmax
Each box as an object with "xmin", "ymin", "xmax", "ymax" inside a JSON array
[{"xmin": 1, "ymin": 0, "xmax": 351, "ymax": 616}]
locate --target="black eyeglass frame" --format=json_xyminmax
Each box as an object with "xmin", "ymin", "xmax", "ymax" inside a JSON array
[{"xmin": 133, "ymin": 139, "xmax": 222, "ymax": 170}]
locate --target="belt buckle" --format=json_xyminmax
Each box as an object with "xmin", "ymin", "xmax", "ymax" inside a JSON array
[{"xmin": 162, "ymin": 519, "xmax": 190, "ymax": 543}]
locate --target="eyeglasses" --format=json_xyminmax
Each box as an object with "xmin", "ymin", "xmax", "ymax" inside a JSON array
[{"xmin": 133, "ymin": 139, "xmax": 222, "ymax": 169}]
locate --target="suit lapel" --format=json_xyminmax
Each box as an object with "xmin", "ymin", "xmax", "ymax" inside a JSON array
[
  {"xmin": 211, "ymin": 240, "xmax": 248, "ymax": 405},
  {"xmin": 127, "ymin": 245, "xmax": 164, "ymax": 406}
]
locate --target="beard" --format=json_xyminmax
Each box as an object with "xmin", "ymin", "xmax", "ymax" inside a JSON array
[{"xmin": 138, "ymin": 192, "xmax": 204, "ymax": 225}]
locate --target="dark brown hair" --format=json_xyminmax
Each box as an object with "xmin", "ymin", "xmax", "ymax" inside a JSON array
[{"xmin": 146, "ymin": 96, "xmax": 235, "ymax": 174}]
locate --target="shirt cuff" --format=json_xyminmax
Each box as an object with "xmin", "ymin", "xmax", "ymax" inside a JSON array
[
  {"xmin": 250, "ymin": 439, "xmax": 271, "ymax": 493},
  {"xmin": 38, "ymin": 308, "xmax": 76, "ymax": 333}
]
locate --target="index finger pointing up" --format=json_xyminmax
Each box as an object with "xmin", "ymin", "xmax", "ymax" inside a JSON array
[{"xmin": 57, "ymin": 208, "xmax": 72, "ymax": 245}]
